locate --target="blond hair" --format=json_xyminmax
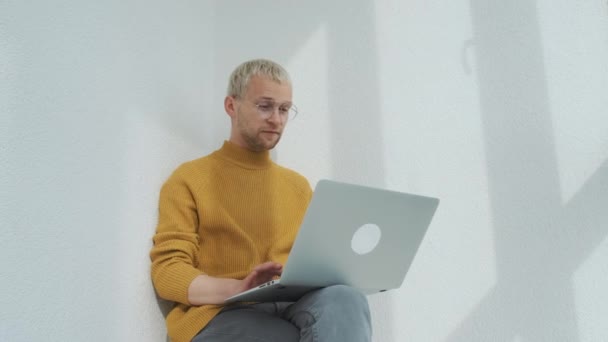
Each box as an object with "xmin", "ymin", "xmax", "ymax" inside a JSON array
[{"xmin": 227, "ymin": 59, "xmax": 291, "ymax": 98}]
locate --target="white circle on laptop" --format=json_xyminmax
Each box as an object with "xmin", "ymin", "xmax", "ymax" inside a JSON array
[{"xmin": 351, "ymin": 223, "xmax": 382, "ymax": 255}]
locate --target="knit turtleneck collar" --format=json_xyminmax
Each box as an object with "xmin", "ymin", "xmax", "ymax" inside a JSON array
[{"xmin": 214, "ymin": 140, "xmax": 273, "ymax": 170}]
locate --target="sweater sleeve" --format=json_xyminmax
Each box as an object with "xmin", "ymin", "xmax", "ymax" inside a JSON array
[{"xmin": 150, "ymin": 168, "xmax": 204, "ymax": 305}]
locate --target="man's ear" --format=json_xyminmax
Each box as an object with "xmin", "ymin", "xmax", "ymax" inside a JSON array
[{"xmin": 224, "ymin": 96, "xmax": 237, "ymax": 118}]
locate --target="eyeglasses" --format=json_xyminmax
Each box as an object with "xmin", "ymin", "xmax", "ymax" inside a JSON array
[{"xmin": 244, "ymin": 99, "xmax": 298, "ymax": 121}]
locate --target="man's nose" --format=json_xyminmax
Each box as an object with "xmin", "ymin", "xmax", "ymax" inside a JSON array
[{"xmin": 266, "ymin": 108, "xmax": 282, "ymax": 123}]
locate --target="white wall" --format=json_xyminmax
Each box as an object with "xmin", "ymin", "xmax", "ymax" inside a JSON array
[{"xmin": 2, "ymin": 1, "xmax": 607, "ymax": 341}]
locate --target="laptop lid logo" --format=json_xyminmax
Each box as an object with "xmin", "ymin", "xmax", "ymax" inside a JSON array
[{"xmin": 351, "ymin": 223, "xmax": 382, "ymax": 255}]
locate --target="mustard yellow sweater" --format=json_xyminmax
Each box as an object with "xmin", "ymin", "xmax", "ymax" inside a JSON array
[{"xmin": 150, "ymin": 141, "xmax": 312, "ymax": 342}]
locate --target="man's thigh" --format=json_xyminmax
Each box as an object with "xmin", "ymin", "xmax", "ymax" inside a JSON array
[{"xmin": 192, "ymin": 303, "xmax": 300, "ymax": 342}]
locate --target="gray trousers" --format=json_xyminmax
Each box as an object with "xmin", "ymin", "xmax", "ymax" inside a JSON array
[{"xmin": 191, "ymin": 285, "xmax": 372, "ymax": 342}]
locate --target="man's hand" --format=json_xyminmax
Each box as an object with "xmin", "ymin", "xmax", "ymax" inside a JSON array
[
  {"xmin": 238, "ymin": 261, "xmax": 283, "ymax": 292},
  {"xmin": 187, "ymin": 261, "xmax": 283, "ymax": 306}
]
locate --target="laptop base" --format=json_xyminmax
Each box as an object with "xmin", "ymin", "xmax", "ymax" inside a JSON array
[{"xmin": 224, "ymin": 280, "xmax": 321, "ymax": 304}]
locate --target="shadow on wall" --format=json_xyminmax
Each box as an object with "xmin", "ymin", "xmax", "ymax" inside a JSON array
[
  {"xmin": 156, "ymin": 298, "xmax": 174, "ymax": 342},
  {"xmin": 448, "ymin": 1, "xmax": 608, "ymax": 341},
  {"xmin": 155, "ymin": 0, "xmax": 392, "ymax": 341}
]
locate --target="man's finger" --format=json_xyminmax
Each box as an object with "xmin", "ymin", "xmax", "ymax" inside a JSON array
[{"xmin": 254, "ymin": 262, "xmax": 282, "ymax": 272}]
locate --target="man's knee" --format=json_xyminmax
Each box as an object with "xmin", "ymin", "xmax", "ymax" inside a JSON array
[
  {"xmin": 314, "ymin": 285, "xmax": 370, "ymax": 312},
  {"xmin": 291, "ymin": 285, "xmax": 372, "ymax": 340}
]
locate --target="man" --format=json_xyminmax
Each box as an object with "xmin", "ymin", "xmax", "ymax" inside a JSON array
[{"xmin": 150, "ymin": 59, "xmax": 372, "ymax": 342}]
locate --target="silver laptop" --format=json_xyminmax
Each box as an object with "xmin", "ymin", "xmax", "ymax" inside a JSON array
[{"xmin": 224, "ymin": 179, "xmax": 439, "ymax": 304}]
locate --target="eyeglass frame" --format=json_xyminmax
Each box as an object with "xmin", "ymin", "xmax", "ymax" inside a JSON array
[{"xmin": 235, "ymin": 97, "xmax": 299, "ymax": 121}]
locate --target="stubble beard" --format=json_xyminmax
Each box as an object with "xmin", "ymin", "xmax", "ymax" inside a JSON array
[{"xmin": 239, "ymin": 122, "xmax": 282, "ymax": 152}]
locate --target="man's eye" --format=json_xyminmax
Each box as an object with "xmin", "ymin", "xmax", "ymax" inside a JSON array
[
  {"xmin": 279, "ymin": 107, "xmax": 290, "ymax": 114},
  {"xmin": 258, "ymin": 104, "xmax": 274, "ymax": 111}
]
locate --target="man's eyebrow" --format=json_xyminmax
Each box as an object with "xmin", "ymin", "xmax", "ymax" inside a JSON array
[
  {"xmin": 256, "ymin": 96, "xmax": 292, "ymax": 105},
  {"xmin": 256, "ymin": 96, "xmax": 277, "ymax": 102}
]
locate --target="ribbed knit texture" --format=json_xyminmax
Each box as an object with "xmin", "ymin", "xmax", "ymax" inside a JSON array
[{"xmin": 150, "ymin": 141, "xmax": 312, "ymax": 342}]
